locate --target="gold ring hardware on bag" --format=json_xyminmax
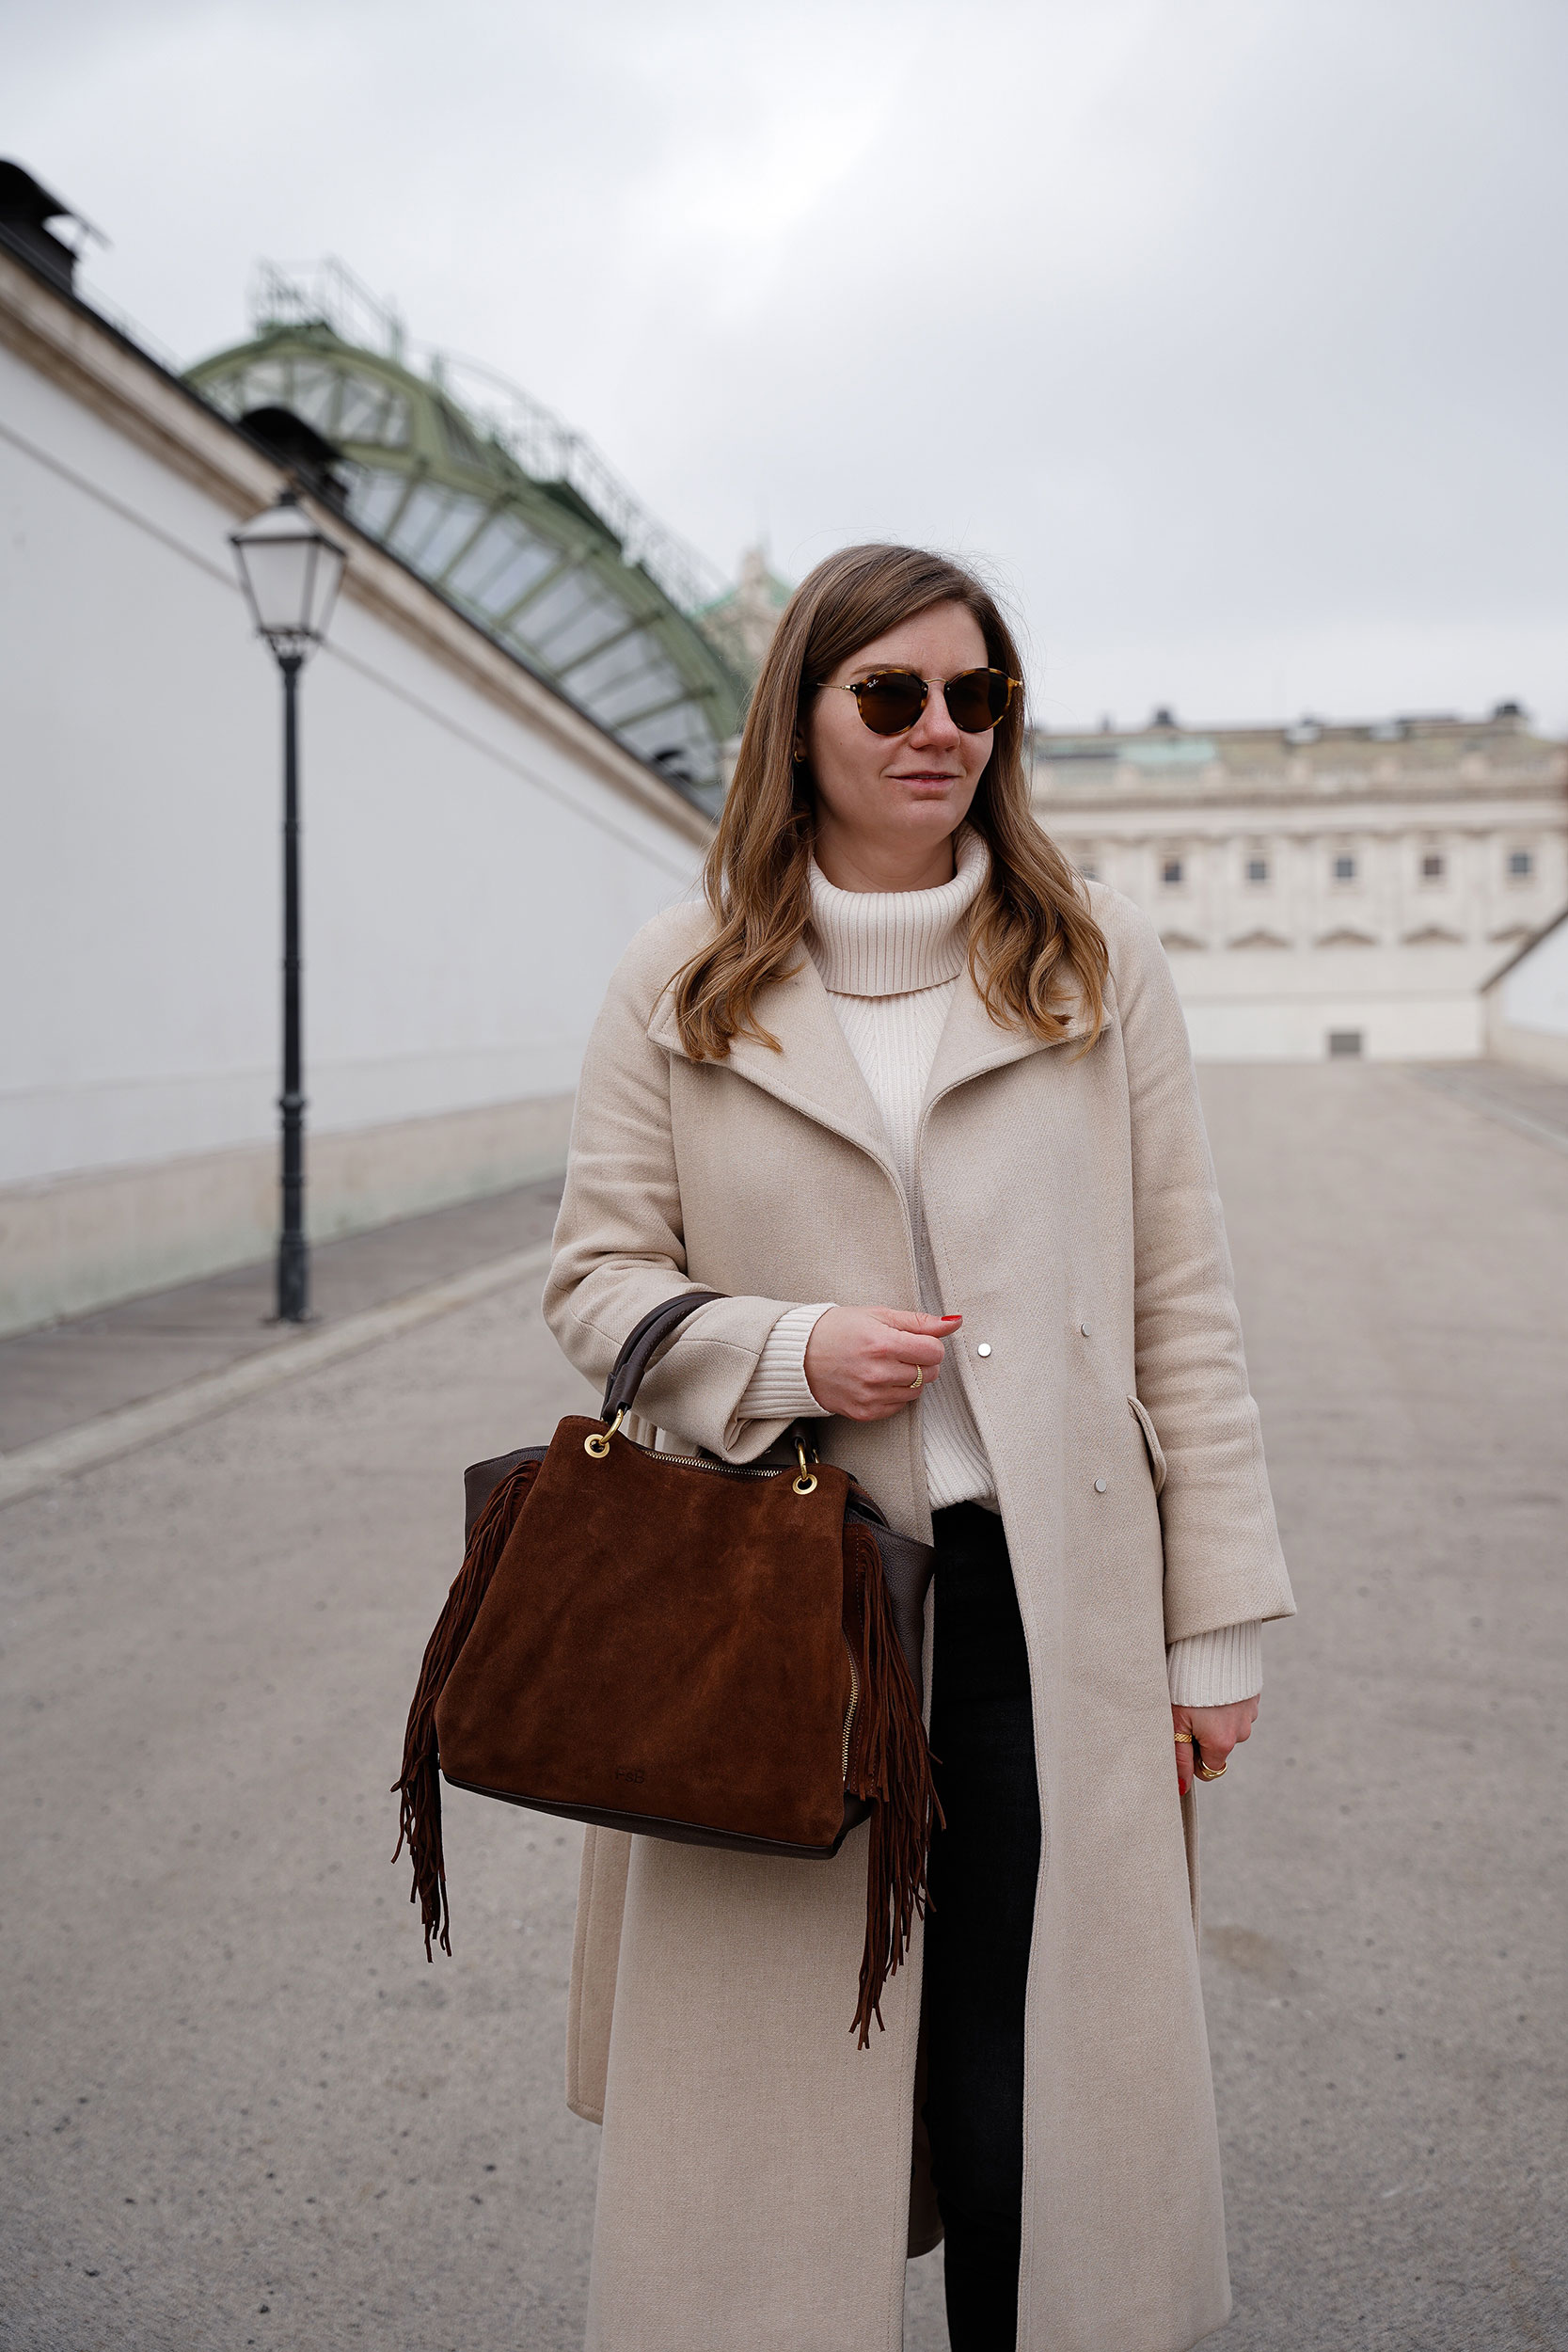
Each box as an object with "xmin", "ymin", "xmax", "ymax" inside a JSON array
[
  {"xmin": 584, "ymin": 1406, "xmax": 626, "ymax": 1459},
  {"xmin": 793, "ymin": 1435, "xmax": 818, "ymax": 1497}
]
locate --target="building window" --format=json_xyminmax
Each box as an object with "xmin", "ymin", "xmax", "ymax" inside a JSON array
[
  {"xmin": 1162, "ymin": 856, "xmax": 1183, "ymax": 886},
  {"xmin": 1245, "ymin": 856, "xmax": 1269, "ymax": 884},
  {"xmin": 1328, "ymin": 1029, "xmax": 1363, "ymax": 1058},
  {"xmin": 1420, "ymin": 851, "xmax": 1445, "ymax": 881},
  {"xmin": 1508, "ymin": 848, "xmax": 1534, "ymax": 880},
  {"xmin": 1332, "ymin": 853, "xmax": 1357, "ymax": 883}
]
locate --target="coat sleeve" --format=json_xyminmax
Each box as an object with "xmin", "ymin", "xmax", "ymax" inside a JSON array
[
  {"xmin": 542, "ymin": 922, "xmax": 814, "ymax": 1462},
  {"xmin": 1108, "ymin": 896, "xmax": 1296, "ymax": 1641}
]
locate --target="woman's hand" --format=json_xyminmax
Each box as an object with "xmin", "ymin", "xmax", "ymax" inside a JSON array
[
  {"xmin": 803, "ymin": 1307, "xmax": 961, "ymax": 1422},
  {"xmin": 1173, "ymin": 1697, "xmax": 1259, "ymax": 1796}
]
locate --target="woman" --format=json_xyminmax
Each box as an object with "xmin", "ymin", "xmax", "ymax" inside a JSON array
[{"xmin": 543, "ymin": 544, "xmax": 1294, "ymax": 2352}]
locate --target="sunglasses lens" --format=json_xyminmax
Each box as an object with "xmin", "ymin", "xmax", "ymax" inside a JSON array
[
  {"xmin": 852, "ymin": 673, "xmax": 928, "ymax": 735},
  {"xmin": 944, "ymin": 670, "xmax": 1013, "ymax": 732}
]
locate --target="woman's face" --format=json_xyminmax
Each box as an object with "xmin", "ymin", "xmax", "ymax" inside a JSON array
[{"xmin": 802, "ymin": 600, "xmax": 994, "ymax": 878}]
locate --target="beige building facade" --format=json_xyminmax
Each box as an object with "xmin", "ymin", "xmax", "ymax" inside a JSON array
[{"xmin": 1031, "ymin": 710, "xmax": 1568, "ymax": 1060}]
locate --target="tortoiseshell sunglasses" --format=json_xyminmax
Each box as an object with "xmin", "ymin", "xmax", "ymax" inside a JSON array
[{"xmin": 816, "ymin": 666, "xmax": 1021, "ymax": 737}]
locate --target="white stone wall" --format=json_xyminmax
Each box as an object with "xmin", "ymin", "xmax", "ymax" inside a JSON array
[
  {"xmin": 1497, "ymin": 916, "xmax": 1568, "ymax": 1035},
  {"xmin": 1484, "ymin": 915, "xmax": 1568, "ymax": 1079},
  {"xmin": 0, "ymin": 296, "xmax": 707, "ymax": 1328}
]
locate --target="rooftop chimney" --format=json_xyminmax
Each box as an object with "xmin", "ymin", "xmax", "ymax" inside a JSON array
[
  {"xmin": 238, "ymin": 405, "xmax": 351, "ymax": 515},
  {"xmin": 0, "ymin": 161, "xmax": 92, "ymax": 294}
]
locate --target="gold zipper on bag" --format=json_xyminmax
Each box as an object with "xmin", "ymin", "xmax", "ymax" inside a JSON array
[
  {"xmin": 589, "ymin": 1420, "xmax": 820, "ymax": 1495},
  {"xmin": 630, "ymin": 1445, "xmax": 784, "ymax": 1479}
]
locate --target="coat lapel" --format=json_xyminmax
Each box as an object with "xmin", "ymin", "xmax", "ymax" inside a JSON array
[
  {"xmin": 921, "ymin": 974, "xmax": 1090, "ymax": 1120},
  {"xmin": 920, "ymin": 963, "xmax": 1096, "ymax": 1122},
  {"xmin": 647, "ymin": 948, "xmax": 900, "ymax": 1185},
  {"xmin": 647, "ymin": 940, "xmax": 1099, "ymax": 1174}
]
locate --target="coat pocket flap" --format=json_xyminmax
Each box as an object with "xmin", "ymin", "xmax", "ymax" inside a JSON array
[{"xmin": 1127, "ymin": 1395, "xmax": 1167, "ymax": 1494}]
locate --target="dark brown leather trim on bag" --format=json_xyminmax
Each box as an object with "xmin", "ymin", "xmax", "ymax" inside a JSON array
[{"xmin": 393, "ymin": 1289, "xmax": 939, "ymax": 2044}]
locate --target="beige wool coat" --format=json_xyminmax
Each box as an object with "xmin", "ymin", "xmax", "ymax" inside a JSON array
[{"xmin": 541, "ymin": 879, "xmax": 1295, "ymax": 2352}]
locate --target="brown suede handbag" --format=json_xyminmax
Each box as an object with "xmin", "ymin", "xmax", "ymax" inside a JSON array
[{"xmin": 394, "ymin": 1290, "xmax": 939, "ymax": 2042}]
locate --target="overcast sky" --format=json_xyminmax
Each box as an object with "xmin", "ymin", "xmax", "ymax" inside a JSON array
[{"xmin": 8, "ymin": 0, "xmax": 1567, "ymax": 731}]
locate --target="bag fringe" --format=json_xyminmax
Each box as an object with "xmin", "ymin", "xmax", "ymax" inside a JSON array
[
  {"xmin": 391, "ymin": 1457, "xmax": 540, "ymax": 1959},
  {"xmin": 844, "ymin": 1518, "xmax": 942, "ymax": 2048}
]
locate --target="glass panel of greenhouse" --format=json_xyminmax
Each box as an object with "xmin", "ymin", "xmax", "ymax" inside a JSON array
[{"xmin": 189, "ymin": 308, "xmax": 743, "ymax": 804}]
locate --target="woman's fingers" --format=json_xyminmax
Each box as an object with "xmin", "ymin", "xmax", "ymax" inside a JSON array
[
  {"xmin": 853, "ymin": 1308, "xmax": 957, "ymax": 1408},
  {"xmin": 802, "ymin": 1305, "xmax": 959, "ymax": 1421},
  {"xmin": 869, "ymin": 1307, "xmax": 959, "ymax": 1375},
  {"xmin": 880, "ymin": 1331, "xmax": 948, "ymax": 1372},
  {"xmin": 1179, "ymin": 1697, "xmax": 1261, "ymax": 1784}
]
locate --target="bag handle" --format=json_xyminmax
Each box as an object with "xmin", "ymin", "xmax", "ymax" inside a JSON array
[{"xmin": 600, "ymin": 1288, "xmax": 723, "ymax": 1422}]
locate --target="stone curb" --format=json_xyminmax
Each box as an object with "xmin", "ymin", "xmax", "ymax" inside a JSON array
[{"xmin": 0, "ymin": 1241, "xmax": 554, "ymax": 1512}]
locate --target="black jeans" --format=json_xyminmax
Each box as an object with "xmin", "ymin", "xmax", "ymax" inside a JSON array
[{"xmin": 922, "ymin": 1502, "xmax": 1041, "ymax": 2352}]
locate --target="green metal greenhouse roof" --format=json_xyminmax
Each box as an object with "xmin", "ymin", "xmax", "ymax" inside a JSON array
[{"xmin": 188, "ymin": 291, "xmax": 744, "ymax": 806}]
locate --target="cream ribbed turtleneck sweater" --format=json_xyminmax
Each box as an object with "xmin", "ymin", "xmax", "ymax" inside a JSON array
[{"xmin": 735, "ymin": 825, "xmax": 1262, "ymax": 1709}]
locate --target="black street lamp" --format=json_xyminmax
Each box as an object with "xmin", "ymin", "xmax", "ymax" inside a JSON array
[{"xmin": 230, "ymin": 491, "xmax": 347, "ymax": 1323}]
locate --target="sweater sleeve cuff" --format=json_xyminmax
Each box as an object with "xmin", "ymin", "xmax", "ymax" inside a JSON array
[
  {"xmin": 736, "ymin": 1303, "xmax": 837, "ymax": 1422},
  {"xmin": 1166, "ymin": 1620, "xmax": 1263, "ymax": 1708}
]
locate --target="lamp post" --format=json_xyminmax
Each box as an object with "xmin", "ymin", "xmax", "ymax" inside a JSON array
[{"xmin": 230, "ymin": 491, "xmax": 346, "ymax": 1323}]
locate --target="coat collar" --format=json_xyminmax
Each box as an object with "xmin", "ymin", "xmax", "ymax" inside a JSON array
[{"xmin": 647, "ymin": 940, "xmax": 1096, "ymax": 1174}]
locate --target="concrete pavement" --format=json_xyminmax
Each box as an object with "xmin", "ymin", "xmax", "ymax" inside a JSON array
[
  {"xmin": 1, "ymin": 1065, "xmax": 1563, "ymax": 2350},
  {"xmin": 1193, "ymin": 1060, "xmax": 1566, "ymax": 2352},
  {"xmin": 0, "ymin": 1177, "xmax": 565, "ymax": 1455}
]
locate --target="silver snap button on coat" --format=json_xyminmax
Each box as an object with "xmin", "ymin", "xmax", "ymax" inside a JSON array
[
  {"xmin": 975, "ymin": 1342, "xmax": 992, "ymax": 1358},
  {"xmin": 1080, "ymin": 1322, "xmax": 1092, "ymax": 1337},
  {"xmin": 1094, "ymin": 1477, "xmax": 1107, "ymax": 1493}
]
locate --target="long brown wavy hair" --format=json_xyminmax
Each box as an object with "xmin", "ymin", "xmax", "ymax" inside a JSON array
[{"xmin": 672, "ymin": 543, "xmax": 1107, "ymax": 1059}]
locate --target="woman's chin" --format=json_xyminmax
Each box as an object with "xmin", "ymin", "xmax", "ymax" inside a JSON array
[{"xmin": 886, "ymin": 785, "xmax": 970, "ymax": 823}]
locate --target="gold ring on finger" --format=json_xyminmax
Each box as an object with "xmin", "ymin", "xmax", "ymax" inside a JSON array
[
  {"xmin": 908, "ymin": 1365, "xmax": 924, "ymax": 1392},
  {"xmin": 1195, "ymin": 1757, "xmax": 1227, "ymax": 1781},
  {"xmin": 1173, "ymin": 1729, "xmax": 1193, "ymax": 1745}
]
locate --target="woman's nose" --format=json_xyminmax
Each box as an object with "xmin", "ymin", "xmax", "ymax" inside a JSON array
[{"xmin": 908, "ymin": 683, "xmax": 961, "ymax": 750}]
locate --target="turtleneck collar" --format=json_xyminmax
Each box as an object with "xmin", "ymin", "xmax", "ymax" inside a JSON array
[{"xmin": 806, "ymin": 824, "xmax": 989, "ymax": 997}]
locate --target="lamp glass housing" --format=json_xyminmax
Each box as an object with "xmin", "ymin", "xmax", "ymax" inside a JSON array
[{"xmin": 230, "ymin": 491, "xmax": 346, "ymax": 656}]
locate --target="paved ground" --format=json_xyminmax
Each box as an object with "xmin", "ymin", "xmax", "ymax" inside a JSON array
[
  {"xmin": 1184, "ymin": 1064, "xmax": 1566, "ymax": 2352},
  {"xmin": 1412, "ymin": 1057, "xmax": 1568, "ymax": 1160},
  {"xmin": 0, "ymin": 1178, "xmax": 564, "ymax": 1454},
  {"xmin": 1, "ymin": 1064, "xmax": 1564, "ymax": 2351}
]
